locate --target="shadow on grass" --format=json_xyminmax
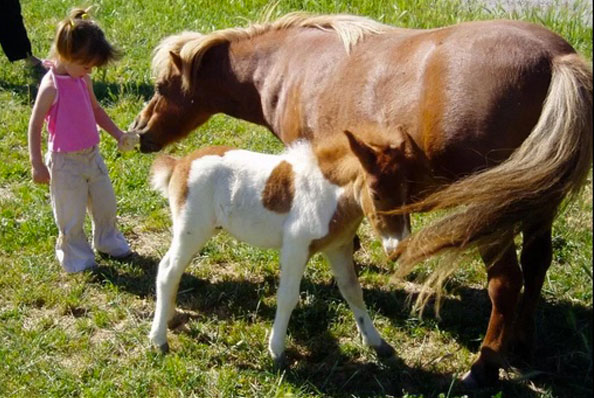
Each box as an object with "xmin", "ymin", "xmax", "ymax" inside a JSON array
[
  {"xmin": 93, "ymin": 81, "xmax": 154, "ymax": 103},
  {"xmin": 0, "ymin": 81, "xmax": 39, "ymax": 103},
  {"xmin": 90, "ymin": 251, "xmax": 159, "ymax": 297},
  {"xmin": 89, "ymin": 253, "xmax": 592, "ymax": 398},
  {"xmin": 0, "ymin": 79, "xmax": 154, "ymax": 104}
]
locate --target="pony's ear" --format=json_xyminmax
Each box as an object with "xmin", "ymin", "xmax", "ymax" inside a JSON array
[
  {"xmin": 169, "ymin": 51, "xmax": 183, "ymax": 75},
  {"xmin": 345, "ymin": 130, "xmax": 378, "ymax": 172}
]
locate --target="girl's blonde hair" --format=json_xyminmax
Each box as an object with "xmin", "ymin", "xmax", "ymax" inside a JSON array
[{"xmin": 50, "ymin": 7, "xmax": 121, "ymax": 66}]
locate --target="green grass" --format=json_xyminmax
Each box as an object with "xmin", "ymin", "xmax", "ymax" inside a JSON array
[{"xmin": 1, "ymin": 0, "xmax": 592, "ymax": 397}]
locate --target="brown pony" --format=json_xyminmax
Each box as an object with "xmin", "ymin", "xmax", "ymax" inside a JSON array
[{"xmin": 130, "ymin": 13, "xmax": 593, "ymax": 386}]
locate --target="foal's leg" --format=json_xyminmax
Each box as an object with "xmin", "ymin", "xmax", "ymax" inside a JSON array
[
  {"xmin": 323, "ymin": 242, "xmax": 394, "ymax": 358},
  {"xmin": 268, "ymin": 242, "xmax": 310, "ymax": 367},
  {"xmin": 513, "ymin": 220, "xmax": 554, "ymax": 358},
  {"xmin": 149, "ymin": 225, "xmax": 214, "ymax": 352},
  {"xmin": 464, "ymin": 235, "xmax": 523, "ymax": 387}
]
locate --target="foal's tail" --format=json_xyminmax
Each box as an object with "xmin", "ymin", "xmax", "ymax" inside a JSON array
[
  {"xmin": 150, "ymin": 154, "xmax": 178, "ymax": 198},
  {"xmin": 391, "ymin": 53, "xmax": 592, "ymax": 279}
]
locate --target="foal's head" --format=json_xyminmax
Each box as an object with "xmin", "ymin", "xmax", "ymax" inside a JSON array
[
  {"xmin": 346, "ymin": 129, "xmax": 419, "ymax": 255},
  {"xmin": 131, "ymin": 33, "xmax": 212, "ymax": 153}
]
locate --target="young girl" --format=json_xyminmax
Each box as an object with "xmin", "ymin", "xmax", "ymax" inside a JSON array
[{"xmin": 28, "ymin": 8, "xmax": 138, "ymax": 272}]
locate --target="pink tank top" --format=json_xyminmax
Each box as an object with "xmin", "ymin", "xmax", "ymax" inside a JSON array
[{"xmin": 45, "ymin": 70, "xmax": 99, "ymax": 152}]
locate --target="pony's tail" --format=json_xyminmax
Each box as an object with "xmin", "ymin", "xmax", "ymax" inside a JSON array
[
  {"xmin": 392, "ymin": 53, "xmax": 592, "ymax": 282},
  {"xmin": 150, "ymin": 155, "xmax": 178, "ymax": 198}
]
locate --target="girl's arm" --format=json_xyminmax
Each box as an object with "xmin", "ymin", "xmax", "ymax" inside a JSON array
[
  {"xmin": 84, "ymin": 74, "xmax": 124, "ymax": 142},
  {"xmin": 28, "ymin": 76, "xmax": 57, "ymax": 184}
]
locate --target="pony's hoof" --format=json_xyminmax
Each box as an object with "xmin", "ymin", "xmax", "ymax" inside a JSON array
[
  {"xmin": 461, "ymin": 370, "xmax": 480, "ymax": 389},
  {"xmin": 461, "ymin": 365, "xmax": 498, "ymax": 388},
  {"xmin": 374, "ymin": 339, "xmax": 396, "ymax": 359}
]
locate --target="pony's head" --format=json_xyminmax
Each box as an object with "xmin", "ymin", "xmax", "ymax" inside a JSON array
[
  {"xmin": 131, "ymin": 13, "xmax": 392, "ymax": 153},
  {"xmin": 131, "ymin": 32, "xmax": 214, "ymax": 152},
  {"xmin": 345, "ymin": 128, "xmax": 422, "ymax": 255}
]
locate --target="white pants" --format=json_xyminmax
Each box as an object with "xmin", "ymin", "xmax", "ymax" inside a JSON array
[{"xmin": 46, "ymin": 146, "xmax": 130, "ymax": 272}]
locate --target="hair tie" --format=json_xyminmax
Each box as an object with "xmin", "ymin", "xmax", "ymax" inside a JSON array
[
  {"xmin": 68, "ymin": 19, "xmax": 74, "ymax": 27},
  {"xmin": 81, "ymin": 13, "xmax": 89, "ymax": 20}
]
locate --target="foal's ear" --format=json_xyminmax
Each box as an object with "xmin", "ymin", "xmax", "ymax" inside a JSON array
[
  {"xmin": 345, "ymin": 130, "xmax": 378, "ymax": 172},
  {"xmin": 387, "ymin": 125, "xmax": 417, "ymax": 160},
  {"xmin": 169, "ymin": 51, "xmax": 183, "ymax": 75}
]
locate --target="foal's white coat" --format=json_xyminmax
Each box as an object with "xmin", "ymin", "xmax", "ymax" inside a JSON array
[{"xmin": 150, "ymin": 141, "xmax": 394, "ymax": 364}]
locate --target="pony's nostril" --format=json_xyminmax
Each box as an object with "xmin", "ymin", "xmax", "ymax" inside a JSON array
[
  {"xmin": 129, "ymin": 117, "xmax": 141, "ymax": 131},
  {"xmin": 129, "ymin": 117, "xmax": 148, "ymax": 133}
]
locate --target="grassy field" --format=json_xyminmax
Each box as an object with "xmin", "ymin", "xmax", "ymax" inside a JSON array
[{"xmin": 0, "ymin": 0, "xmax": 591, "ymax": 397}]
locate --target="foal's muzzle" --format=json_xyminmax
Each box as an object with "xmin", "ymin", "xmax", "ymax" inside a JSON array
[
  {"xmin": 382, "ymin": 236, "xmax": 402, "ymax": 256},
  {"xmin": 381, "ymin": 216, "xmax": 410, "ymax": 256}
]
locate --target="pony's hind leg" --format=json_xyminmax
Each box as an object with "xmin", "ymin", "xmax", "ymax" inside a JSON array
[
  {"xmin": 323, "ymin": 242, "xmax": 395, "ymax": 358},
  {"xmin": 513, "ymin": 220, "xmax": 554, "ymax": 359},
  {"xmin": 464, "ymin": 235, "xmax": 523, "ymax": 387},
  {"xmin": 268, "ymin": 242, "xmax": 310, "ymax": 368},
  {"xmin": 149, "ymin": 225, "xmax": 214, "ymax": 353}
]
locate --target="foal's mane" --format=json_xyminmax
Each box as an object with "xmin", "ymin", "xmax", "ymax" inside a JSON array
[{"xmin": 152, "ymin": 13, "xmax": 393, "ymax": 89}]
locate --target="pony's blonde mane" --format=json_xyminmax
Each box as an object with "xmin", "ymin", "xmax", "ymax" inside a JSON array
[
  {"xmin": 152, "ymin": 12, "xmax": 393, "ymax": 90},
  {"xmin": 152, "ymin": 31, "xmax": 203, "ymax": 80}
]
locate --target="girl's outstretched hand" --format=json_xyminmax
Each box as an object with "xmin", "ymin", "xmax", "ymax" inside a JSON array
[
  {"xmin": 32, "ymin": 164, "xmax": 50, "ymax": 184},
  {"xmin": 118, "ymin": 132, "xmax": 140, "ymax": 152}
]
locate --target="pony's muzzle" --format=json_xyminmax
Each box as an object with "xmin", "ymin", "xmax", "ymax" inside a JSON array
[
  {"xmin": 139, "ymin": 134, "xmax": 164, "ymax": 153},
  {"xmin": 129, "ymin": 117, "xmax": 165, "ymax": 153}
]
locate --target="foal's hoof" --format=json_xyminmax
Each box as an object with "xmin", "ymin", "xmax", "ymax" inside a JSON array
[
  {"xmin": 272, "ymin": 353, "xmax": 288, "ymax": 372},
  {"xmin": 373, "ymin": 339, "xmax": 396, "ymax": 359},
  {"xmin": 157, "ymin": 342, "xmax": 170, "ymax": 354}
]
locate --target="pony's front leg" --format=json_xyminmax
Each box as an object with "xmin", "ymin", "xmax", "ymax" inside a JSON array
[
  {"xmin": 149, "ymin": 226, "xmax": 213, "ymax": 353},
  {"xmin": 268, "ymin": 242, "xmax": 309, "ymax": 368},
  {"xmin": 323, "ymin": 242, "xmax": 395, "ymax": 358}
]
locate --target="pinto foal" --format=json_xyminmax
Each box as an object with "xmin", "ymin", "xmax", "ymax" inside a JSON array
[{"xmin": 149, "ymin": 130, "xmax": 416, "ymax": 365}]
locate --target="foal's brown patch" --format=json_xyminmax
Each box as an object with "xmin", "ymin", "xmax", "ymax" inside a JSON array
[
  {"xmin": 171, "ymin": 146, "xmax": 233, "ymax": 212},
  {"xmin": 261, "ymin": 161, "xmax": 295, "ymax": 213},
  {"xmin": 309, "ymin": 189, "xmax": 363, "ymax": 255}
]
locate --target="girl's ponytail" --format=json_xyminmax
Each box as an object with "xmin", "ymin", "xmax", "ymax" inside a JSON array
[
  {"xmin": 50, "ymin": 7, "xmax": 120, "ymax": 67},
  {"xmin": 69, "ymin": 7, "xmax": 92, "ymax": 21}
]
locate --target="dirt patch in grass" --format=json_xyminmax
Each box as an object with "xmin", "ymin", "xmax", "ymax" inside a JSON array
[{"xmin": 0, "ymin": 186, "xmax": 15, "ymax": 202}]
